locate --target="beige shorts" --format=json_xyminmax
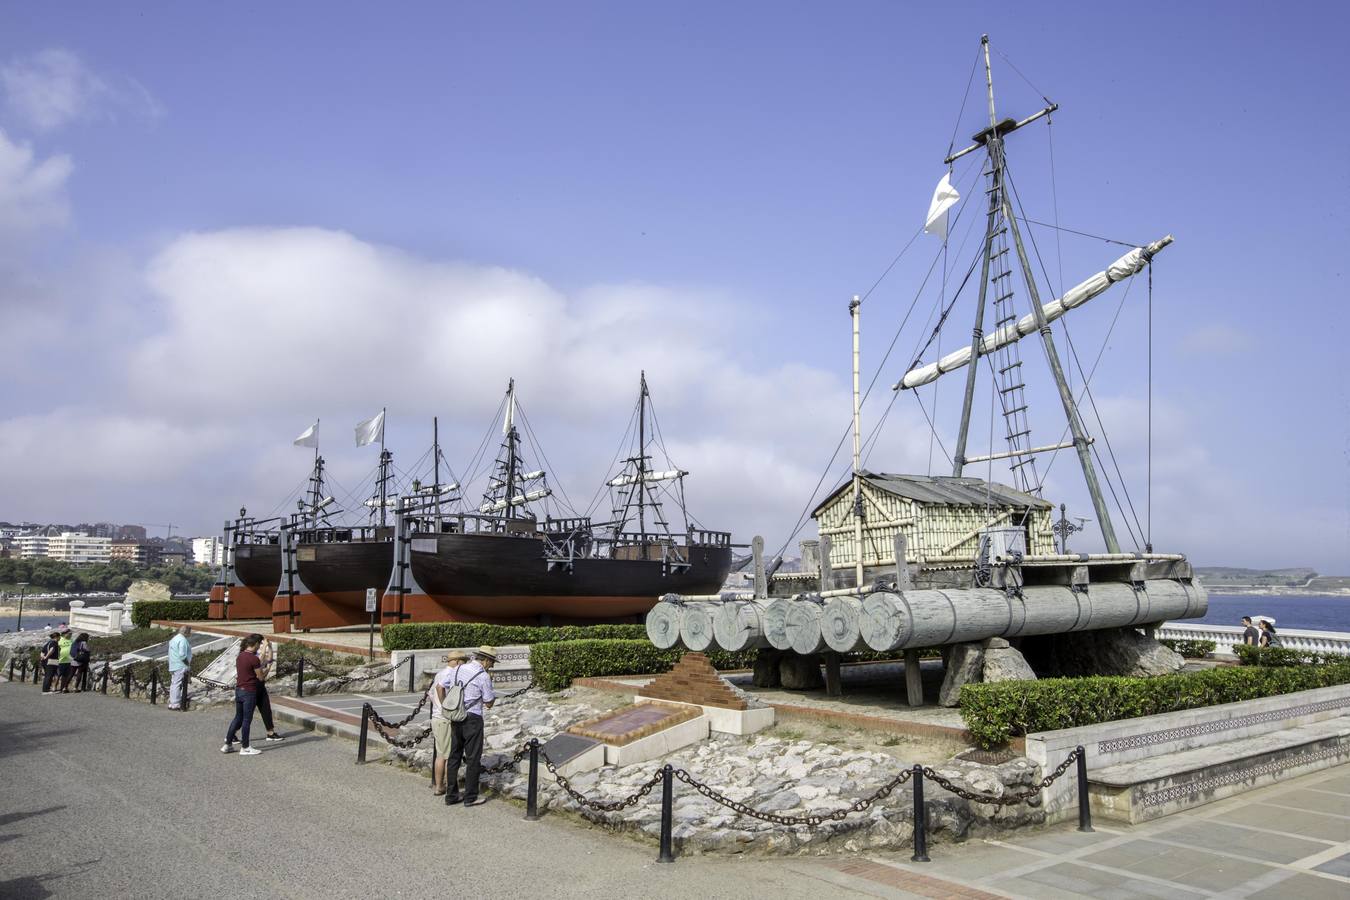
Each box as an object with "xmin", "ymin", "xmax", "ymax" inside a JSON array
[{"xmin": 431, "ymin": 717, "xmax": 453, "ymax": 756}]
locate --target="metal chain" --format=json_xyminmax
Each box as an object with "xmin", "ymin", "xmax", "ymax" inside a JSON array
[
  {"xmin": 673, "ymin": 766, "xmax": 915, "ymax": 827},
  {"xmin": 921, "ymin": 747, "xmax": 1080, "ymax": 806},
  {"xmin": 369, "ymin": 691, "xmax": 430, "ymax": 729},
  {"xmin": 542, "ymin": 750, "xmax": 664, "ymax": 812},
  {"xmin": 480, "ymin": 745, "xmax": 530, "ymax": 775}
]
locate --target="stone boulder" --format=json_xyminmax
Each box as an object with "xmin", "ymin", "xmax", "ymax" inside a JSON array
[
  {"xmin": 778, "ymin": 654, "xmax": 824, "ymax": 690},
  {"xmin": 981, "ymin": 643, "xmax": 1037, "ymax": 684},
  {"xmin": 1019, "ymin": 627, "xmax": 1185, "ymax": 677},
  {"xmin": 938, "ymin": 642, "xmax": 984, "ymax": 707},
  {"xmin": 753, "ymin": 650, "xmax": 782, "ymax": 688}
]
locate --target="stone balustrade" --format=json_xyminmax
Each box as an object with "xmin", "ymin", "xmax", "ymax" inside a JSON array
[
  {"xmin": 1159, "ymin": 622, "xmax": 1350, "ymax": 657},
  {"xmin": 66, "ymin": 601, "xmax": 129, "ymax": 637}
]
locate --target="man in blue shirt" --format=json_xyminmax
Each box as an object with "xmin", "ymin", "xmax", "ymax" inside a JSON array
[
  {"xmin": 167, "ymin": 625, "xmax": 193, "ymax": 710},
  {"xmin": 444, "ymin": 646, "xmax": 497, "ymax": 807}
]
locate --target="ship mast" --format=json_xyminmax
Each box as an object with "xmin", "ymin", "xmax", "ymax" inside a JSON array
[
  {"xmin": 432, "ymin": 416, "xmax": 441, "ymax": 525},
  {"xmin": 504, "ymin": 379, "xmax": 518, "ymax": 518},
  {"xmin": 946, "ymin": 34, "xmax": 1120, "ymax": 553},
  {"xmin": 637, "ymin": 371, "xmax": 648, "ymax": 542},
  {"xmin": 850, "ymin": 295, "xmax": 864, "ymax": 589},
  {"xmin": 377, "ymin": 406, "xmax": 389, "ymax": 528}
]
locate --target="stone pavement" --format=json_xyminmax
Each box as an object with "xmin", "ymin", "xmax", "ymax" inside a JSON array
[
  {"xmin": 270, "ymin": 689, "xmax": 428, "ymax": 741},
  {"xmin": 799, "ymin": 764, "xmax": 1350, "ymax": 899}
]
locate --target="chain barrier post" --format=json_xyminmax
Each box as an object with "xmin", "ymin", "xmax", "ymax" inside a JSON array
[
  {"xmin": 7, "ymin": 659, "xmax": 13, "ymax": 682},
  {"xmin": 34, "ymin": 658, "xmax": 41, "ymax": 684},
  {"xmin": 297, "ymin": 658, "xmax": 305, "ymax": 698},
  {"xmin": 19, "ymin": 657, "xmax": 27, "ymax": 681},
  {"xmin": 406, "ymin": 655, "xmax": 415, "ymax": 693},
  {"xmin": 1075, "ymin": 746, "xmax": 1093, "ymax": 832},
  {"xmin": 357, "ymin": 702, "xmax": 371, "ymax": 764},
  {"xmin": 911, "ymin": 764, "xmax": 930, "ymax": 863},
  {"xmin": 100, "ymin": 662, "xmax": 110, "ymax": 694},
  {"xmin": 525, "ymin": 739, "xmax": 540, "ymax": 820},
  {"xmin": 150, "ymin": 666, "xmax": 158, "ymax": 705},
  {"xmin": 657, "ymin": 764, "xmax": 675, "ymax": 863},
  {"xmin": 122, "ymin": 668, "xmax": 132, "ymax": 698}
]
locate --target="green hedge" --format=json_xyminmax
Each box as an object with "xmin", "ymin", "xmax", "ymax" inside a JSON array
[
  {"xmin": 130, "ymin": 600, "xmax": 210, "ymax": 629},
  {"xmin": 1231, "ymin": 644, "xmax": 1342, "ymax": 667},
  {"xmin": 1158, "ymin": 638, "xmax": 1216, "ymax": 658},
  {"xmin": 959, "ymin": 659, "xmax": 1350, "ymax": 749},
  {"xmin": 530, "ymin": 640, "xmax": 759, "ymax": 691},
  {"xmin": 381, "ymin": 622, "xmax": 648, "ymax": 651}
]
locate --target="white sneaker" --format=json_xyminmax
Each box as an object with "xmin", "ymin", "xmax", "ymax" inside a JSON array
[
  {"xmin": 220, "ymin": 743, "xmax": 234, "ymax": 753},
  {"xmin": 239, "ymin": 747, "xmax": 261, "ymax": 756}
]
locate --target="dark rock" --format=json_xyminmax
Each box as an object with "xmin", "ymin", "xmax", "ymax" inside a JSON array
[
  {"xmin": 753, "ymin": 650, "xmax": 783, "ymax": 687},
  {"xmin": 1020, "ymin": 627, "xmax": 1185, "ymax": 677},
  {"xmin": 778, "ymin": 654, "xmax": 823, "ymax": 690}
]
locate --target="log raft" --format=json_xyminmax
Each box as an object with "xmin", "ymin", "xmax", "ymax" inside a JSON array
[{"xmin": 646, "ymin": 557, "xmax": 1208, "ymax": 653}]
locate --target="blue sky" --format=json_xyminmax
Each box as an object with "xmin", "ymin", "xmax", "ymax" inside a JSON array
[{"xmin": 0, "ymin": 2, "xmax": 1345, "ymax": 573}]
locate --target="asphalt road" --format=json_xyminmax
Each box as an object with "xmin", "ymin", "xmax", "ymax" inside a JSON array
[{"xmin": 0, "ymin": 683, "xmax": 860, "ymax": 900}]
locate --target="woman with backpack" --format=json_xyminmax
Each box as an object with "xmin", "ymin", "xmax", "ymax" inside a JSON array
[
  {"xmin": 69, "ymin": 632, "xmax": 92, "ymax": 692},
  {"xmin": 1259, "ymin": 619, "xmax": 1282, "ymax": 648}
]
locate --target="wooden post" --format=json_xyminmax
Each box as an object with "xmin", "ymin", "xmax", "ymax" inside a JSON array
[
  {"xmin": 752, "ymin": 535, "xmax": 766, "ymax": 599},
  {"xmin": 819, "ymin": 535, "xmax": 833, "ymax": 592},
  {"xmin": 824, "ymin": 651, "xmax": 842, "ymax": 697},
  {"xmin": 893, "ymin": 533, "xmax": 911, "ymax": 590},
  {"xmin": 904, "ymin": 648, "xmax": 924, "ymax": 706}
]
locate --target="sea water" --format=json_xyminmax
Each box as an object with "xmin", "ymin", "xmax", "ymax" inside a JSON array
[{"xmin": 1195, "ymin": 593, "xmax": 1350, "ymax": 632}]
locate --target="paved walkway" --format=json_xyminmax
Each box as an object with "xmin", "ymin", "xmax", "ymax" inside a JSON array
[{"xmin": 3, "ymin": 675, "xmax": 1347, "ymax": 898}]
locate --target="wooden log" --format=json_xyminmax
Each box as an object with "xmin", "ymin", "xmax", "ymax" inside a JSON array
[
  {"xmin": 819, "ymin": 535, "xmax": 833, "ymax": 590},
  {"xmin": 857, "ymin": 579, "xmax": 1205, "ymax": 651},
  {"xmin": 645, "ymin": 600, "xmax": 684, "ymax": 650},
  {"xmin": 713, "ymin": 599, "xmax": 770, "ymax": 652},
  {"xmin": 678, "ymin": 602, "xmax": 717, "ymax": 652},
  {"xmin": 761, "ymin": 597, "xmax": 794, "ymax": 651},
  {"xmin": 821, "ymin": 595, "xmax": 868, "ymax": 653},
  {"xmin": 824, "ymin": 651, "xmax": 842, "ymax": 697},
  {"xmin": 752, "ymin": 535, "xmax": 767, "ymax": 599},
  {"xmin": 785, "ymin": 600, "xmax": 827, "ymax": 655},
  {"xmin": 904, "ymin": 648, "xmax": 924, "ymax": 706}
]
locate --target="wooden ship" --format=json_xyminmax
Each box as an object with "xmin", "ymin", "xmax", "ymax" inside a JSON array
[{"xmin": 647, "ymin": 36, "xmax": 1207, "ymax": 688}]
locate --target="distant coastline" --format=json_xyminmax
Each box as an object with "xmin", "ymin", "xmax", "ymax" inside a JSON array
[{"xmin": 1203, "ymin": 587, "xmax": 1350, "ymax": 598}]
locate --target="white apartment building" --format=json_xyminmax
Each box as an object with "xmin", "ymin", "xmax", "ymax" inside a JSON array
[
  {"xmin": 46, "ymin": 532, "xmax": 112, "ymax": 565},
  {"xmin": 16, "ymin": 534, "xmax": 49, "ymax": 558},
  {"xmin": 191, "ymin": 536, "xmax": 224, "ymax": 568}
]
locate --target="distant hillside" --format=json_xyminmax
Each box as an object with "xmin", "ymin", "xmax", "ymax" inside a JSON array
[{"xmin": 1195, "ymin": 567, "xmax": 1350, "ymax": 595}]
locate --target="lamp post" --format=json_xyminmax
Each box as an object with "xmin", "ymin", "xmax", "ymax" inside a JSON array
[{"xmin": 15, "ymin": 582, "xmax": 29, "ymax": 631}]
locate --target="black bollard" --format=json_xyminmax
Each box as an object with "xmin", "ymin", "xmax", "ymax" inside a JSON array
[
  {"xmin": 656, "ymin": 764, "xmax": 675, "ymax": 863},
  {"xmin": 100, "ymin": 663, "xmax": 110, "ymax": 695},
  {"xmin": 406, "ymin": 655, "xmax": 415, "ymax": 693},
  {"xmin": 123, "ymin": 668, "xmax": 132, "ymax": 698},
  {"xmin": 911, "ymin": 765, "xmax": 930, "ymax": 863},
  {"xmin": 357, "ymin": 702, "xmax": 370, "ymax": 764},
  {"xmin": 150, "ymin": 667, "xmax": 158, "ymax": 705},
  {"xmin": 1076, "ymin": 746, "xmax": 1094, "ymax": 832},
  {"xmin": 34, "ymin": 659, "xmax": 41, "ymax": 684},
  {"xmin": 7, "ymin": 659, "xmax": 13, "ymax": 682},
  {"xmin": 20, "ymin": 658, "xmax": 28, "ymax": 681},
  {"xmin": 297, "ymin": 658, "xmax": 305, "ymax": 698},
  {"xmin": 525, "ymin": 739, "xmax": 540, "ymax": 820}
]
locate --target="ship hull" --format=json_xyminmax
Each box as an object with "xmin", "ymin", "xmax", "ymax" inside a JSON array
[
  {"xmin": 216, "ymin": 544, "xmax": 281, "ymax": 620},
  {"xmin": 276, "ymin": 539, "xmax": 395, "ymax": 632},
  {"xmin": 400, "ymin": 532, "xmax": 732, "ymax": 624}
]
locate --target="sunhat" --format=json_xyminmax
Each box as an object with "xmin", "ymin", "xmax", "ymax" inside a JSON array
[
  {"xmin": 475, "ymin": 646, "xmax": 498, "ymax": 663},
  {"xmin": 444, "ymin": 650, "xmax": 471, "ymax": 662}
]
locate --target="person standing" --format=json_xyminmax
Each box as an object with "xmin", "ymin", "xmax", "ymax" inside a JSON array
[
  {"xmin": 167, "ymin": 626, "xmax": 193, "ymax": 710},
  {"xmin": 70, "ymin": 632, "xmax": 91, "ymax": 692},
  {"xmin": 222, "ymin": 634, "xmax": 266, "ymax": 756},
  {"xmin": 444, "ymin": 646, "xmax": 497, "ymax": 807},
  {"xmin": 429, "ymin": 650, "xmax": 470, "ymax": 797},
  {"xmin": 250, "ymin": 638, "xmax": 285, "ymax": 743},
  {"xmin": 1240, "ymin": 616, "xmax": 1260, "ymax": 646},
  {"xmin": 56, "ymin": 631, "xmax": 74, "ymax": 692},
  {"xmin": 39, "ymin": 631, "xmax": 60, "ymax": 694},
  {"xmin": 1259, "ymin": 619, "xmax": 1281, "ymax": 648}
]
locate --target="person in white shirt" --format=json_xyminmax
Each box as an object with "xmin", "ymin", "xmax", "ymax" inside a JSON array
[
  {"xmin": 445, "ymin": 647, "xmax": 497, "ymax": 807},
  {"xmin": 429, "ymin": 650, "xmax": 470, "ymax": 797}
]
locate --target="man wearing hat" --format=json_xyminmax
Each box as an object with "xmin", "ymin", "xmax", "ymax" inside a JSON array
[
  {"xmin": 429, "ymin": 650, "xmax": 470, "ymax": 796},
  {"xmin": 444, "ymin": 646, "xmax": 497, "ymax": 807}
]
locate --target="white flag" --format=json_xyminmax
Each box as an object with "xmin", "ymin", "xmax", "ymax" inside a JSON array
[
  {"xmin": 924, "ymin": 172, "xmax": 960, "ymax": 239},
  {"xmin": 293, "ymin": 421, "xmax": 319, "ymax": 448},
  {"xmin": 354, "ymin": 410, "xmax": 385, "ymax": 447}
]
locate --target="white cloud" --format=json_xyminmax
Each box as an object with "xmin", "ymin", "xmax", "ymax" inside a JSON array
[
  {"xmin": 0, "ymin": 127, "xmax": 71, "ymax": 234},
  {"xmin": 1, "ymin": 48, "xmax": 162, "ymax": 132}
]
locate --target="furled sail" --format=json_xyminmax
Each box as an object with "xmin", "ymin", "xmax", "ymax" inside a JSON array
[
  {"xmin": 606, "ymin": 469, "xmax": 687, "ymax": 487},
  {"xmin": 478, "ymin": 488, "xmax": 552, "ymax": 513},
  {"xmin": 895, "ymin": 236, "xmax": 1173, "ymax": 391}
]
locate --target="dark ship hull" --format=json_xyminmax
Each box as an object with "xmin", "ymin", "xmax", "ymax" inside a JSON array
[
  {"xmin": 396, "ymin": 531, "xmax": 733, "ymax": 624},
  {"xmin": 211, "ymin": 543, "xmax": 281, "ymax": 620},
  {"xmin": 274, "ymin": 529, "xmax": 395, "ymax": 632}
]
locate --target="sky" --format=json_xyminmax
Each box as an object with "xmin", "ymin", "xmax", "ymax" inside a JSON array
[{"xmin": 0, "ymin": 1, "xmax": 1346, "ymax": 573}]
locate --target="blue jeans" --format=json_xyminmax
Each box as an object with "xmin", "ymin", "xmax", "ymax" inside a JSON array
[{"xmin": 226, "ymin": 689, "xmax": 259, "ymax": 748}]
